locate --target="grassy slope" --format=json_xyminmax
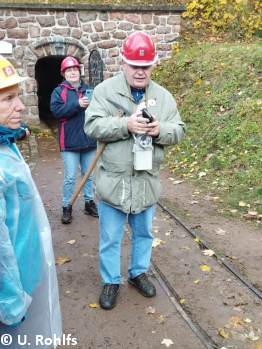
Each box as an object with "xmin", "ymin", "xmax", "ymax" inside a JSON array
[{"xmin": 153, "ymin": 41, "xmax": 262, "ymax": 218}]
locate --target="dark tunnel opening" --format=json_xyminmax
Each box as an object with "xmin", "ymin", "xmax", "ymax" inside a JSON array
[{"xmin": 35, "ymin": 55, "xmax": 65, "ymax": 127}]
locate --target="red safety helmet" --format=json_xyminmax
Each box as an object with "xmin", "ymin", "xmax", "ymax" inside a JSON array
[
  {"xmin": 60, "ymin": 56, "xmax": 80, "ymax": 73},
  {"xmin": 120, "ymin": 32, "xmax": 158, "ymax": 66}
]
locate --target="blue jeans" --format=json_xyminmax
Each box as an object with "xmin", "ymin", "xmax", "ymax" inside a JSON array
[
  {"xmin": 98, "ymin": 201, "xmax": 155, "ymax": 284},
  {"xmin": 61, "ymin": 149, "xmax": 96, "ymax": 207}
]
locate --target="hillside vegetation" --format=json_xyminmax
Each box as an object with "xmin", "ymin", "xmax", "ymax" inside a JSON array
[{"xmin": 153, "ymin": 41, "xmax": 262, "ymax": 220}]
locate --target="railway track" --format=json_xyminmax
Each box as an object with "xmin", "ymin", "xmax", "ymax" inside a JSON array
[{"xmin": 150, "ymin": 201, "xmax": 262, "ymax": 349}]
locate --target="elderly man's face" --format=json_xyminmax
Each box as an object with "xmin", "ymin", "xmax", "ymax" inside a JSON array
[
  {"xmin": 122, "ymin": 63, "xmax": 154, "ymax": 89},
  {"xmin": 0, "ymin": 84, "xmax": 25, "ymax": 129}
]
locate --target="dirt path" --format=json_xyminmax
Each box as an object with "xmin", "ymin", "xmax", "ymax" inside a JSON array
[
  {"xmin": 159, "ymin": 171, "xmax": 262, "ymax": 290},
  {"xmin": 27, "ymin": 133, "xmax": 261, "ymax": 349}
]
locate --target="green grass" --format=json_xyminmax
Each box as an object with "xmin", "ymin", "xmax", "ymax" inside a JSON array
[{"xmin": 153, "ymin": 41, "xmax": 262, "ymax": 218}]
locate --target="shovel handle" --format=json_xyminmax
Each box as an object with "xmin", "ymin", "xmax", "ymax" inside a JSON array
[{"xmin": 70, "ymin": 144, "xmax": 106, "ymax": 206}]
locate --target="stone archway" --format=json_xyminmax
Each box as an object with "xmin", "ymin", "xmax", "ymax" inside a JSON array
[{"xmin": 26, "ymin": 36, "xmax": 88, "ymax": 124}]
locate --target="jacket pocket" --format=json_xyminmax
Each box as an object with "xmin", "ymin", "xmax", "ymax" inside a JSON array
[{"xmin": 96, "ymin": 159, "xmax": 131, "ymax": 206}]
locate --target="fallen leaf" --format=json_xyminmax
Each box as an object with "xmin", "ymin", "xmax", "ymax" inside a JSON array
[
  {"xmin": 194, "ymin": 279, "xmax": 200, "ymax": 284},
  {"xmin": 179, "ymin": 298, "xmax": 186, "ymax": 304},
  {"xmin": 194, "ymin": 237, "xmax": 200, "ymax": 243},
  {"xmin": 88, "ymin": 303, "xmax": 100, "ymax": 309},
  {"xmin": 66, "ymin": 239, "xmax": 76, "ymax": 245},
  {"xmin": 194, "ymin": 79, "xmax": 203, "ymax": 86},
  {"xmin": 146, "ymin": 306, "xmax": 156, "ymax": 314},
  {"xmin": 156, "ymin": 314, "xmax": 165, "ymax": 324},
  {"xmin": 161, "ymin": 338, "xmax": 174, "ymax": 347},
  {"xmin": 239, "ymin": 201, "xmax": 247, "ymax": 207},
  {"xmin": 200, "ymin": 265, "xmax": 211, "ymax": 272},
  {"xmin": 244, "ymin": 318, "xmax": 252, "ymax": 323},
  {"xmin": 190, "ymin": 200, "xmax": 199, "ymax": 204},
  {"xmin": 198, "ymin": 171, "xmax": 207, "ymax": 178},
  {"xmin": 152, "ymin": 238, "xmax": 166, "ymax": 248},
  {"xmin": 173, "ymin": 180, "xmax": 184, "ymax": 185},
  {"xmin": 202, "ymin": 249, "xmax": 215, "ymax": 257},
  {"xmin": 218, "ymin": 328, "xmax": 230, "ymax": 339},
  {"xmin": 244, "ymin": 211, "xmax": 259, "ymax": 220},
  {"xmin": 215, "ymin": 228, "xmax": 226, "ymax": 236},
  {"xmin": 229, "ymin": 316, "xmax": 244, "ymax": 328},
  {"xmin": 55, "ymin": 256, "xmax": 71, "ymax": 265},
  {"xmin": 247, "ymin": 330, "xmax": 259, "ymax": 341},
  {"xmin": 254, "ymin": 343, "xmax": 262, "ymax": 349}
]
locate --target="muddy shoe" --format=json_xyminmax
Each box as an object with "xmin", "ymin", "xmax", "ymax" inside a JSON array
[
  {"xmin": 99, "ymin": 284, "xmax": 119, "ymax": 310},
  {"xmin": 128, "ymin": 273, "xmax": 156, "ymax": 297},
  {"xmin": 61, "ymin": 205, "xmax": 72, "ymax": 224},
  {"xmin": 85, "ymin": 200, "xmax": 98, "ymax": 217}
]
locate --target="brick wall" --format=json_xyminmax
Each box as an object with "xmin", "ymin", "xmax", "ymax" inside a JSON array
[{"xmin": 0, "ymin": 4, "xmax": 184, "ymax": 123}]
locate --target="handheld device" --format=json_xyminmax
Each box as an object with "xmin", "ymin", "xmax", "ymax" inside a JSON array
[
  {"xmin": 142, "ymin": 108, "xmax": 154, "ymax": 123},
  {"xmin": 85, "ymin": 88, "xmax": 94, "ymax": 101}
]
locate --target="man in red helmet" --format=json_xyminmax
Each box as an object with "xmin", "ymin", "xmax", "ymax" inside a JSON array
[{"xmin": 85, "ymin": 32, "xmax": 185, "ymax": 310}]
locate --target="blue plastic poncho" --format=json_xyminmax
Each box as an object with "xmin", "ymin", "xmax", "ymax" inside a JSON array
[{"xmin": 0, "ymin": 143, "xmax": 62, "ymax": 348}]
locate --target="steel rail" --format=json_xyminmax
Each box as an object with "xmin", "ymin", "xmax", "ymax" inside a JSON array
[
  {"xmin": 157, "ymin": 201, "xmax": 262, "ymax": 301},
  {"xmin": 151, "ymin": 262, "xmax": 220, "ymax": 349}
]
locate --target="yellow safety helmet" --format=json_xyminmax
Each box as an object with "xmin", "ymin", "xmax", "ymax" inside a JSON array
[{"xmin": 0, "ymin": 55, "xmax": 27, "ymax": 90}]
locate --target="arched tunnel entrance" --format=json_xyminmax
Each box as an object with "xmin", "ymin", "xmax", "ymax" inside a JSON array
[
  {"xmin": 35, "ymin": 50, "xmax": 103, "ymax": 126},
  {"xmin": 35, "ymin": 55, "xmax": 65, "ymax": 126}
]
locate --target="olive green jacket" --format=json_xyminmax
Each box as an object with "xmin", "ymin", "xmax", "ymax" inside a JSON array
[{"xmin": 85, "ymin": 72, "xmax": 185, "ymax": 213}]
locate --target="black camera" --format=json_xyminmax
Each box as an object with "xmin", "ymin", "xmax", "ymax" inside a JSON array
[{"xmin": 142, "ymin": 108, "xmax": 154, "ymax": 123}]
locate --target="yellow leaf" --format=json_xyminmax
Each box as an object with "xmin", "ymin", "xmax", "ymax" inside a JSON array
[
  {"xmin": 194, "ymin": 279, "xmax": 200, "ymax": 284},
  {"xmin": 194, "ymin": 237, "xmax": 200, "ymax": 243},
  {"xmin": 194, "ymin": 79, "xmax": 203, "ymax": 86},
  {"xmin": 239, "ymin": 201, "xmax": 247, "ymax": 207},
  {"xmin": 200, "ymin": 265, "xmax": 211, "ymax": 272},
  {"xmin": 229, "ymin": 316, "xmax": 244, "ymax": 328},
  {"xmin": 218, "ymin": 328, "xmax": 230, "ymax": 339},
  {"xmin": 88, "ymin": 303, "xmax": 100, "ymax": 309},
  {"xmin": 180, "ymin": 298, "xmax": 186, "ymax": 304},
  {"xmin": 55, "ymin": 256, "xmax": 71, "ymax": 266},
  {"xmin": 254, "ymin": 342, "xmax": 262, "ymax": 349}
]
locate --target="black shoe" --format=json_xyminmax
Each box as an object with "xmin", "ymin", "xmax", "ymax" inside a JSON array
[
  {"xmin": 85, "ymin": 200, "xmax": 98, "ymax": 217},
  {"xmin": 61, "ymin": 205, "xmax": 72, "ymax": 224},
  {"xmin": 99, "ymin": 284, "xmax": 119, "ymax": 310},
  {"xmin": 128, "ymin": 273, "xmax": 156, "ymax": 298}
]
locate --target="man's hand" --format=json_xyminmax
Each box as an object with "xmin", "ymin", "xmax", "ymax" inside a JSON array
[
  {"xmin": 79, "ymin": 97, "xmax": 89, "ymax": 108},
  {"xmin": 127, "ymin": 111, "xmax": 160, "ymax": 136}
]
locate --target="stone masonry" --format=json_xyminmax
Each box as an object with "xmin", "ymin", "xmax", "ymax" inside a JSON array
[{"xmin": 0, "ymin": 3, "xmax": 184, "ymax": 123}]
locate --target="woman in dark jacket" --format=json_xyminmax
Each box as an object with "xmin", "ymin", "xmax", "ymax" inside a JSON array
[{"xmin": 50, "ymin": 56, "xmax": 98, "ymax": 223}]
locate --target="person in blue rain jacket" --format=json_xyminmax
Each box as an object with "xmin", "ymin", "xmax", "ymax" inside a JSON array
[
  {"xmin": 0, "ymin": 56, "xmax": 62, "ymax": 348},
  {"xmin": 50, "ymin": 56, "xmax": 98, "ymax": 224}
]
